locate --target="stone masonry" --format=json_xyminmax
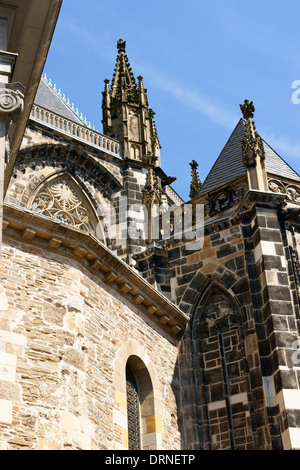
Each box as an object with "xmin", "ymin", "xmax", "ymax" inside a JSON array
[{"xmin": 0, "ymin": 236, "xmax": 181, "ymax": 450}]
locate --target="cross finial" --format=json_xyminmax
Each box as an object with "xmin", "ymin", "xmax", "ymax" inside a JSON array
[{"xmin": 240, "ymin": 99, "xmax": 255, "ymax": 120}]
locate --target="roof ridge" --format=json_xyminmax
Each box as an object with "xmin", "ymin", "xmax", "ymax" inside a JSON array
[{"xmin": 41, "ymin": 73, "xmax": 97, "ymax": 131}]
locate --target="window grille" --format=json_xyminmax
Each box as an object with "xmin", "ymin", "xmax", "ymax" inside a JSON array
[{"xmin": 126, "ymin": 365, "xmax": 141, "ymax": 450}]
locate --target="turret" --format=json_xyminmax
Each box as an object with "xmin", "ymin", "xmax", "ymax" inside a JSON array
[{"xmin": 102, "ymin": 38, "xmax": 161, "ymax": 166}]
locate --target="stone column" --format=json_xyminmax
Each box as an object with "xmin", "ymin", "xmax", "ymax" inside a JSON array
[
  {"xmin": 0, "ymin": 53, "xmax": 24, "ymax": 256},
  {"xmin": 242, "ymin": 191, "xmax": 300, "ymax": 449}
]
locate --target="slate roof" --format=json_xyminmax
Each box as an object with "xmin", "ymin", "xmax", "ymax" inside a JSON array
[
  {"xmin": 199, "ymin": 118, "xmax": 300, "ymax": 195},
  {"xmin": 34, "ymin": 76, "xmax": 88, "ymax": 125}
]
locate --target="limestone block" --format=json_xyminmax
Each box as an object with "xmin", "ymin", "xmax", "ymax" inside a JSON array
[
  {"xmin": 37, "ymin": 440, "xmax": 58, "ymax": 450},
  {"xmin": 0, "ymin": 329, "xmax": 27, "ymax": 347},
  {"xmin": 65, "ymin": 311, "xmax": 85, "ymax": 336},
  {"xmin": 60, "ymin": 411, "xmax": 93, "ymax": 450},
  {"xmin": 62, "ymin": 348, "xmax": 87, "ymax": 371},
  {"xmin": 0, "ymin": 351, "xmax": 16, "ymax": 382},
  {"xmin": 0, "ymin": 398, "xmax": 12, "ymax": 424},
  {"xmin": 66, "ymin": 292, "xmax": 84, "ymax": 313},
  {"xmin": 0, "ymin": 380, "xmax": 21, "ymax": 401},
  {"xmin": 43, "ymin": 302, "xmax": 66, "ymax": 326},
  {"xmin": 0, "ymin": 290, "xmax": 8, "ymax": 312}
]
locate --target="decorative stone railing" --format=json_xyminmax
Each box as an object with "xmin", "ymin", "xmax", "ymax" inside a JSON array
[
  {"xmin": 268, "ymin": 178, "xmax": 300, "ymax": 205},
  {"xmin": 30, "ymin": 104, "xmax": 122, "ymax": 158}
]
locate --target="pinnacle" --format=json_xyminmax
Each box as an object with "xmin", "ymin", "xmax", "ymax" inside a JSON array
[
  {"xmin": 117, "ymin": 38, "xmax": 126, "ymax": 53},
  {"xmin": 110, "ymin": 38, "xmax": 137, "ymax": 99},
  {"xmin": 240, "ymin": 99, "xmax": 255, "ymax": 120}
]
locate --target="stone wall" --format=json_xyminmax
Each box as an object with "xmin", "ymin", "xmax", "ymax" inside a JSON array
[
  {"xmin": 241, "ymin": 197, "xmax": 300, "ymax": 450},
  {"xmin": 171, "ymin": 219, "xmax": 272, "ymax": 449},
  {"xmin": 0, "ymin": 236, "xmax": 180, "ymax": 450}
]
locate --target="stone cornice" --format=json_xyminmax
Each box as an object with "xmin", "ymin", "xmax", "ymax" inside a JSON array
[
  {"xmin": 2, "ymin": 202, "xmax": 188, "ymax": 338},
  {"xmin": 238, "ymin": 189, "xmax": 288, "ymax": 211}
]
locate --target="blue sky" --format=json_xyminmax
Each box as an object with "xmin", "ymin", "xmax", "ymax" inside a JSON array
[{"xmin": 44, "ymin": 0, "xmax": 300, "ymax": 200}]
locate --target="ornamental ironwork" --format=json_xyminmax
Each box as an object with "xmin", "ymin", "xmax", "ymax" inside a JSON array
[{"xmin": 126, "ymin": 365, "xmax": 141, "ymax": 450}]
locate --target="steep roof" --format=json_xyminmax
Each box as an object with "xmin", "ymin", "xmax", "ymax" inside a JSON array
[
  {"xmin": 199, "ymin": 118, "xmax": 300, "ymax": 195},
  {"xmin": 34, "ymin": 75, "xmax": 93, "ymax": 127}
]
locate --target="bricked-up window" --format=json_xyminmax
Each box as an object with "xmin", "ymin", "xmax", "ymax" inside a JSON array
[
  {"xmin": 126, "ymin": 365, "xmax": 141, "ymax": 450},
  {"xmin": 195, "ymin": 289, "xmax": 255, "ymax": 450}
]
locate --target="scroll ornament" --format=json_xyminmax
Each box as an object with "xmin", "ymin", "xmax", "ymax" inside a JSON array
[{"xmin": 0, "ymin": 83, "xmax": 24, "ymax": 119}]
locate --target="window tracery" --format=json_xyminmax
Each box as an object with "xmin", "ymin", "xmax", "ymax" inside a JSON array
[
  {"xmin": 193, "ymin": 288, "xmax": 254, "ymax": 450},
  {"xmin": 31, "ymin": 177, "xmax": 97, "ymax": 234}
]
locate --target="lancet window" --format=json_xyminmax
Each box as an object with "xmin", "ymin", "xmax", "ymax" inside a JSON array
[{"xmin": 194, "ymin": 289, "xmax": 254, "ymax": 450}]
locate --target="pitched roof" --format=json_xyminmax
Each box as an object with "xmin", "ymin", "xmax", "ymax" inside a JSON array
[
  {"xmin": 34, "ymin": 75, "xmax": 94, "ymax": 128},
  {"xmin": 199, "ymin": 118, "xmax": 300, "ymax": 195}
]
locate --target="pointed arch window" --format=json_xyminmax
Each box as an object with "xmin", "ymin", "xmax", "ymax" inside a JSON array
[
  {"xmin": 193, "ymin": 288, "xmax": 255, "ymax": 450},
  {"xmin": 31, "ymin": 176, "xmax": 97, "ymax": 234}
]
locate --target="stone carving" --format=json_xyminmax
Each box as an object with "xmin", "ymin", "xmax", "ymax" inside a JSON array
[
  {"xmin": 31, "ymin": 177, "xmax": 96, "ymax": 233},
  {"xmin": 0, "ymin": 83, "xmax": 24, "ymax": 163},
  {"xmin": 142, "ymin": 166, "xmax": 162, "ymax": 207},
  {"xmin": 240, "ymin": 99, "xmax": 265, "ymax": 173},
  {"xmin": 240, "ymin": 99, "xmax": 255, "ymax": 120},
  {"xmin": 268, "ymin": 178, "xmax": 300, "ymax": 204},
  {"xmin": 200, "ymin": 293, "xmax": 239, "ymax": 337},
  {"xmin": 0, "ymin": 83, "xmax": 24, "ymax": 117},
  {"xmin": 205, "ymin": 182, "xmax": 247, "ymax": 217}
]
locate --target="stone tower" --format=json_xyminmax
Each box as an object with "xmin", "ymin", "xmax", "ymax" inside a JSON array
[
  {"xmin": 102, "ymin": 38, "xmax": 161, "ymax": 166},
  {"xmin": 101, "ymin": 39, "xmax": 180, "ymax": 267}
]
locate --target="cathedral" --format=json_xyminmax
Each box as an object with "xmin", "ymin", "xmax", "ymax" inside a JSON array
[{"xmin": 1, "ymin": 34, "xmax": 300, "ymax": 451}]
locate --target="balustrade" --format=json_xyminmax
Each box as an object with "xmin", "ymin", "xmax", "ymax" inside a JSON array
[{"xmin": 30, "ymin": 104, "xmax": 122, "ymax": 157}]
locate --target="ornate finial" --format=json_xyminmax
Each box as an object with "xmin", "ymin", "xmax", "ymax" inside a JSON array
[
  {"xmin": 240, "ymin": 99, "xmax": 255, "ymax": 120},
  {"xmin": 189, "ymin": 160, "xmax": 202, "ymax": 199},
  {"xmin": 240, "ymin": 99, "xmax": 267, "ymax": 190},
  {"xmin": 117, "ymin": 38, "xmax": 126, "ymax": 53}
]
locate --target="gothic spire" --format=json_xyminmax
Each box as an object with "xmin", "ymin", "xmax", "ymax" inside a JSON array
[
  {"xmin": 110, "ymin": 38, "xmax": 137, "ymax": 102},
  {"xmin": 102, "ymin": 38, "xmax": 161, "ymax": 165}
]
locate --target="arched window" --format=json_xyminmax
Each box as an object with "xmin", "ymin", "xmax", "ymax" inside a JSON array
[
  {"xmin": 192, "ymin": 287, "xmax": 255, "ymax": 450},
  {"xmin": 126, "ymin": 364, "xmax": 141, "ymax": 450},
  {"xmin": 30, "ymin": 175, "xmax": 98, "ymax": 234},
  {"xmin": 124, "ymin": 355, "xmax": 157, "ymax": 450}
]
